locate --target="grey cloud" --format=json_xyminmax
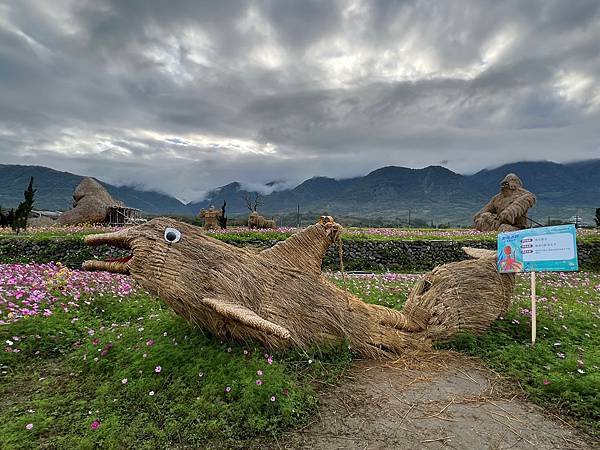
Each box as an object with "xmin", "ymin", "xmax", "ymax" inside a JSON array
[{"xmin": 0, "ymin": 0, "xmax": 598, "ymax": 201}]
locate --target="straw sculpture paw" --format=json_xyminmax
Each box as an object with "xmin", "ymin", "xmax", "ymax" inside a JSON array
[{"xmin": 83, "ymin": 218, "xmax": 514, "ymax": 358}]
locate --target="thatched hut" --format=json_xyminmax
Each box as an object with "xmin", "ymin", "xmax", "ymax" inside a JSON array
[{"xmin": 57, "ymin": 178, "xmax": 125, "ymax": 225}]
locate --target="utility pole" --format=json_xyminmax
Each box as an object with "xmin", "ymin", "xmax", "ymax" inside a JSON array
[
  {"xmin": 297, "ymin": 204, "xmax": 300, "ymax": 228},
  {"xmin": 408, "ymin": 209, "xmax": 411, "ymax": 228}
]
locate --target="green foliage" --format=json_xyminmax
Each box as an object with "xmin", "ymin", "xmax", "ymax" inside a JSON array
[
  {"xmin": 330, "ymin": 272, "xmax": 600, "ymax": 438},
  {"xmin": 1, "ymin": 264, "xmax": 598, "ymax": 445},
  {"xmin": 0, "ymin": 291, "xmax": 351, "ymax": 449},
  {"xmin": 0, "ymin": 206, "xmax": 13, "ymax": 228},
  {"xmin": 1, "ymin": 177, "xmax": 36, "ymax": 234},
  {"xmin": 218, "ymin": 201, "xmax": 228, "ymax": 229},
  {"xmin": 437, "ymin": 275, "xmax": 600, "ymax": 437}
]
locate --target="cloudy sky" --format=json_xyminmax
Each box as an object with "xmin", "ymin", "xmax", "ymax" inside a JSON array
[{"xmin": 1, "ymin": 0, "xmax": 599, "ymax": 201}]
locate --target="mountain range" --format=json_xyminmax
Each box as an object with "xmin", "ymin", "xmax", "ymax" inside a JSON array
[{"xmin": 1, "ymin": 161, "xmax": 598, "ymax": 225}]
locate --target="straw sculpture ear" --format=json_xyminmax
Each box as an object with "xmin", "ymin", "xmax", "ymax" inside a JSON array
[
  {"xmin": 199, "ymin": 298, "xmax": 291, "ymax": 339},
  {"xmin": 462, "ymin": 247, "xmax": 497, "ymax": 259}
]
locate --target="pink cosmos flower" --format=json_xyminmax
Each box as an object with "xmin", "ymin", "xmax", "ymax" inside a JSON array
[
  {"xmin": 543, "ymin": 379, "xmax": 551, "ymax": 385},
  {"xmin": 257, "ymin": 370, "xmax": 263, "ymax": 376},
  {"xmin": 121, "ymin": 378, "xmax": 128, "ymax": 384},
  {"xmin": 256, "ymin": 379, "xmax": 263, "ymax": 386},
  {"xmin": 90, "ymin": 420, "xmax": 101, "ymax": 430},
  {"xmin": 26, "ymin": 423, "xmax": 33, "ymax": 430},
  {"xmin": 270, "ymin": 396, "xmax": 276, "ymax": 402},
  {"xmin": 225, "ymin": 386, "xmax": 231, "ymax": 393},
  {"xmin": 92, "ymin": 338, "xmax": 99, "ymax": 346},
  {"xmin": 154, "ymin": 366, "xmax": 162, "ymax": 373},
  {"xmin": 146, "ymin": 339, "xmax": 154, "ymax": 346}
]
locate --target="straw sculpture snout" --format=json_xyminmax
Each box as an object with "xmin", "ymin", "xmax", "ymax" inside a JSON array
[
  {"xmin": 83, "ymin": 229, "xmax": 134, "ymax": 274},
  {"xmin": 82, "ymin": 218, "xmax": 515, "ymax": 358}
]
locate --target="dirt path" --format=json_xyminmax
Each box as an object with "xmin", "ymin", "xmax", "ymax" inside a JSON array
[{"xmin": 282, "ymin": 352, "xmax": 596, "ymax": 450}]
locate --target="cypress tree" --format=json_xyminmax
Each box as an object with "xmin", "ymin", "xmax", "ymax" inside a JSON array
[
  {"xmin": 218, "ymin": 201, "xmax": 228, "ymax": 229},
  {"xmin": 12, "ymin": 177, "xmax": 36, "ymax": 233},
  {"xmin": 0, "ymin": 206, "xmax": 6, "ymax": 227}
]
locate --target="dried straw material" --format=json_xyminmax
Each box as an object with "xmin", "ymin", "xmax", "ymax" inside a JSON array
[
  {"xmin": 473, "ymin": 173, "xmax": 536, "ymax": 232},
  {"xmin": 83, "ymin": 218, "xmax": 515, "ymax": 358},
  {"xmin": 57, "ymin": 177, "xmax": 124, "ymax": 225},
  {"xmin": 248, "ymin": 211, "xmax": 276, "ymax": 229},
  {"xmin": 198, "ymin": 206, "xmax": 222, "ymax": 230},
  {"xmin": 402, "ymin": 249, "xmax": 515, "ymax": 341}
]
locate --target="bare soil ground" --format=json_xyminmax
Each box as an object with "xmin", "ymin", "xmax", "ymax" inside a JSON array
[{"xmin": 280, "ymin": 351, "xmax": 598, "ymax": 450}]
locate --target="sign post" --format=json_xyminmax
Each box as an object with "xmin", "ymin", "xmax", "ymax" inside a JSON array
[
  {"xmin": 531, "ymin": 272, "xmax": 536, "ymax": 344},
  {"xmin": 497, "ymin": 224, "xmax": 578, "ymax": 345}
]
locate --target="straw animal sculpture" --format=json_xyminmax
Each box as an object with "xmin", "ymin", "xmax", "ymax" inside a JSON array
[
  {"xmin": 198, "ymin": 206, "xmax": 222, "ymax": 230},
  {"xmin": 248, "ymin": 211, "xmax": 276, "ymax": 229},
  {"xmin": 402, "ymin": 247, "xmax": 515, "ymax": 341},
  {"xmin": 473, "ymin": 173, "xmax": 536, "ymax": 232},
  {"xmin": 83, "ymin": 218, "xmax": 514, "ymax": 358},
  {"xmin": 57, "ymin": 177, "xmax": 124, "ymax": 225}
]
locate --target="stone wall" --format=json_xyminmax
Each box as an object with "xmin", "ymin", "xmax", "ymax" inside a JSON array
[
  {"xmin": 1, "ymin": 235, "xmax": 598, "ymax": 271},
  {"xmin": 0, "ymin": 237, "xmax": 128, "ymax": 268}
]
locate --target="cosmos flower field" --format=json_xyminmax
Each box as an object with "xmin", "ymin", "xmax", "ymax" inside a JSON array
[{"xmin": 0, "ymin": 262, "xmax": 599, "ymax": 447}]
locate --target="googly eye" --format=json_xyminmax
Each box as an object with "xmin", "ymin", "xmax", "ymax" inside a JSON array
[{"xmin": 164, "ymin": 227, "xmax": 181, "ymax": 243}]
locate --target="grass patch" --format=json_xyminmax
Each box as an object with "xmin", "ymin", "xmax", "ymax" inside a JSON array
[
  {"xmin": 330, "ymin": 271, "xmax": 600, "ymax": 438},
  {"xmin": 438, "ymin": 273, "xmax": 600, "ymax": 437},
  {"xmin": 0, "ymin": 273, "xmax": 351, "ymax": 449},
  {"xmin": 1, "ymin": 265, "xmax": 598, "ymax": 446}
]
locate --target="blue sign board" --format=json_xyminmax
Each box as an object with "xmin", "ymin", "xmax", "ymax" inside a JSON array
[{"xmin": 497, "ymin": 224, "xmax": 578, "ymax": 273}]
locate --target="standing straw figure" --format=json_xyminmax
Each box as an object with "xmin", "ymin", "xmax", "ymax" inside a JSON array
[{"xmin": 199, "ymin": 205, "xmax": 222, "ymax": 230}]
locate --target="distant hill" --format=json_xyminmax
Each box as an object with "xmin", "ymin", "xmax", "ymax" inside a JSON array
[
  {"xmin": 0, "ymin": 165, "xmax": 190, "ymax": 215},
  {"xmin": 1, "ymin": 161, "xmax": 598, "ymax": 225},
  {"xmin": 469, "ymin": 160, "xmax": 600, "ymax": 222},
  {"xmin": 193, "ymin": 161, "xmax": 599, "ymax": 224}
]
